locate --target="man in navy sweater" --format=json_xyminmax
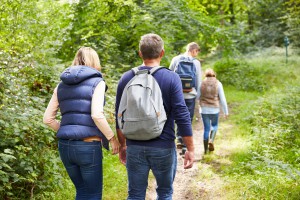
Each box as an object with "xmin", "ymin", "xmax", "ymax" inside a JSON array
[{"xmin": 115, "ymin": 33, "xmax": 194, "ymax": 200}]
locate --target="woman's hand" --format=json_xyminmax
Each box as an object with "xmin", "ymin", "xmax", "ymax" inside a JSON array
[{"xmin": 109, "ymin": 137, "xmax": 120, "ymax": 155}]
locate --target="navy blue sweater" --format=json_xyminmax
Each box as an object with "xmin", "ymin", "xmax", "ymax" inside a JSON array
[{"xmin": 115, "ymin": 66, "xmax": 192, "ymax": 148}]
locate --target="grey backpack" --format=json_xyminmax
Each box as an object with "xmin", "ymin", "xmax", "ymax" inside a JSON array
[{"xmin": 117, "ymin": 66, "xmax": 167, "ymax": 140}]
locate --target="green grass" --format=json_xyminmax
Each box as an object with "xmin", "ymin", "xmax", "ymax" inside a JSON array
[
  {"xmin": 51, "ymin": 176, "xmax": 74, "ymax": 200},
  {"xmin": 102, "ymin": 150, "xmax": 128, "ymax": 200},
  {"xmin": 220, "ymin": 50, "xmax": 300, "ymax": 199}
]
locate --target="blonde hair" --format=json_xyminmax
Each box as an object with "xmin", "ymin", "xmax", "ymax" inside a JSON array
[
  {"xmin": 204, "ymin": 68, "xmax": 216, "ymax": 77},
  {"xmin": 186, "ymin": 42, "xmax": 200, "ymax": 52},
  {"xmin": 72, "ymin": 47, "xmax": 101, "ymax": 70}
]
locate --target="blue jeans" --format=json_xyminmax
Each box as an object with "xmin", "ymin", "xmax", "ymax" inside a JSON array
[
  {"xmin": 185, "ymin": 98, "xmax": 196, "ymax": 122},
  {"xmin": 126, "ymin": 145, "xmax": 177, "ymax": 200},
  {"xmin": 58, "ymin": 139, "xmax": 103, "ymax": 200},
  {"xmin": 201, "ymin": 113, "xmax": 219, "ymax": 140},
  {"xmin": 177, "ymin": 98, "xmax": 196, "ymax": 146}
]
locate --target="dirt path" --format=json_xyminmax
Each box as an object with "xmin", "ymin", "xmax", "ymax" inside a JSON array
[
  {"xmin": 146, "ymin": 105, "xmax": 233, "ymax": 200},
  {"xmin": 171, "ymin": 115, "xmax": 203, "ymax": 200}
]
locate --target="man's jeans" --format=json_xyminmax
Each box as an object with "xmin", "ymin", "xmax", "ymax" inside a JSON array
[
  {"xmin": 58, "ymin": 139, "xmax": 103, "ymax": 200},
  {"xmin": 185, "ymin": 98, "xmax": 196, "ymax": 121},
  {"xmin": 177, "ymin": 98, "xmax": 196, "ymax": 148},
  {"xmin": 126, "ymin": 145, "xmax": 177, "ymax": 200},
  {"xmin": 201, "ymin": 113, "xmax": 219, "ymax": 140}
]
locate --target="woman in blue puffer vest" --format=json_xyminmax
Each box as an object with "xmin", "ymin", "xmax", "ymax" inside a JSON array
[{"xmin": 43, "ymin": 47, "xmax": 120, "ymax": 200}]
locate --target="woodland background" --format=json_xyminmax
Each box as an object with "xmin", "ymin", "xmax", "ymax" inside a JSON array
[{"xmin": 0, "ymin": 0, "xmax": 299, "ymax": 199}]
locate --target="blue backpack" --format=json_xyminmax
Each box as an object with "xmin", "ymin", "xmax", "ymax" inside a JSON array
[{"xmin": 175, "ymin": 56, "xmax": 196, "ymax": 93}]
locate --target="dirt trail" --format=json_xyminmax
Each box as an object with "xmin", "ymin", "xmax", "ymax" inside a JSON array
[{"xmin": 146, "ymin": 105, "xmax": 232, "ymax": 200}]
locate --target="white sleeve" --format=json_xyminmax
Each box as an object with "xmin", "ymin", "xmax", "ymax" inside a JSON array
[
  {"xmin": 218, "ymin": 81, "xmax": 229, "ymax": 115},
  {"xmin": 43, "ymin": 86, "xmax": 60, "ymax": 131},
  {"xmin": 169, "ymin": 56, "xmax": 178, "ymax": 71},
  {"xmin": 91, "ymin": 81, "xmax": 115, "ymax": 140},
  {"xmin": 195, "ymin": 60, "xmax": 202, "ymax": 99}
]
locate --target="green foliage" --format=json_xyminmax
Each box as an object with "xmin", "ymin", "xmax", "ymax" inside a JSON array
[
  {"xmin": 249, "ymin": 86, "xmax": 300, "ymax": 165},
  {"xmin": 213, "ymin": 47, "xmax": 298, "ymax": 93},
  {"xmin": 244, "ymin": 0, "xmax": 288, "ymax": 48},
  {"xmin": 0, "ymin": 0, "xmax": 72, "ymax": 66},
  {"xmin": 284, "ymin": 0, "xmax": 300, "ymax": 48},
  {"xmin": 213, "ymin": 58, "xmax": 272, "ymax": 92},
  {"xmin": 57, "ymin": 0, "xmax": 235, "ymax": 72},
  {"xmin": 0, "ymin": 66, "xmax": 63, "ymax": 199},
  {"xmin": 0, "ymin": 0, "xmax": 71, "ymax": 198},
  {"xmin": 58, "ymin": 0, "xmax": 139, "ymax": 68}
]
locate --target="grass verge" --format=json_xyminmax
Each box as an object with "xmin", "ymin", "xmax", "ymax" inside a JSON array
[{"xmin": 208, "ymin": 48, "xmax": 300, "ymax": 199}]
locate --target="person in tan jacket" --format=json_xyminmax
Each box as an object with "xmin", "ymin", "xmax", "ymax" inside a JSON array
[{"xmin": 199, "ymin": 68, "xmax": 228, "ymax": 154}]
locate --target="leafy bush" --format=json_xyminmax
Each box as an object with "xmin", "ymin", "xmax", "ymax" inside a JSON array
[
  {"xmin": 213, "ymin": 58, "xmax": 273, "ymax": 92},
  {"xmin": 0, "ymin": 1, "xmax": 73, "ymax": 197},
  {"xmin": 0, "ymin": 61, "xmax": 65, "ymax": 199},
  {"xmin": 249, "ymin": 86, "xmax": 300, "ymax": 165}
]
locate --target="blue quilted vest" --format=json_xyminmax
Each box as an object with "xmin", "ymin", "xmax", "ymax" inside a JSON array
[{"xmin": 56, "ymin": 65, "xmax": 109, "ymax": 149}]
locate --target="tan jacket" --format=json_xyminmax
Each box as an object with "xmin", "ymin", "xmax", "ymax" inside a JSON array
[{"xmin": 200, "ymin": 77, "xmax": 219, "ymax": 108}]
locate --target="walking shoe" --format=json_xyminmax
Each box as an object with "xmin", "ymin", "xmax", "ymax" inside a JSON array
[
  {"xmin": 176, "ymin": 137, "xmax": 184, "ymax": 149},
  {"xmin": 204, "ymin": 140, "xmax": 209, "ymax": 154},
  {"xmin": 176, "ymin": 142, "xmax": 184, "ymax": 149},
  {"xmin": 208, "ymin": 142, "xmax": 214, "ymax": 151},
  {"xmin": 179, "ymin": 147, "xmax": 187, "ymax": 156}
]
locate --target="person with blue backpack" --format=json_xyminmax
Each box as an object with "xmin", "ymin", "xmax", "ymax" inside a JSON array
[
  {"xmin": 115, "ymin": 33, "xmax": 195, "ymax": 200},
  {"xmin": 169, "ymin": 42, "xmax": 202, "ymax": 155}
]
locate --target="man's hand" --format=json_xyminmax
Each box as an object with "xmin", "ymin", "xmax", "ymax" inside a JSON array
[
  {"xmin": 184, "ymin": 151, "xmax": 194, "ymax": 169},
  {"xmin": 116, "ymin": 129, "xmax": 127, "ymax": 165},
  {"xmin": 182, "ymin": 136, "xmax": 195, "ymax": 169},
  {"xmin": 119, "ymin": 146, "xmax": 127, "ymax": 165}
]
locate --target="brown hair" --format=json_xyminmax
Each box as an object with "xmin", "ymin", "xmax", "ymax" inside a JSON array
[
  {"xmin": 204, "ymin": 68, "xmax": 216, "ymax": 77},
  {"xmin": 186, "ymin": 42, "xmax": 200, "ymax": 52},
  {"xmin": 139, "ymin": 33, "xmax": 164, "ymax": 59}
]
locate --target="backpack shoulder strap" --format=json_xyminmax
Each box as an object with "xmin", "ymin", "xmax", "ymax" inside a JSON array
[
  {"xmin": 150, "ymin": 66, "xmax": 168, "ymax": 75},
  {"xmin": 131, "ymin": 67, "xmax": 139, "ymax": 75},
  {"xmin": 181, "ymin": 56, "xmax": 195, "ymax": 62},
  {"xmin": 132, "ymin": 66, "xmax": 150, "ymax": 75},
  {"xmin": 179, "ymin": 55, "xmax": 187, "ymax": 61}
]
